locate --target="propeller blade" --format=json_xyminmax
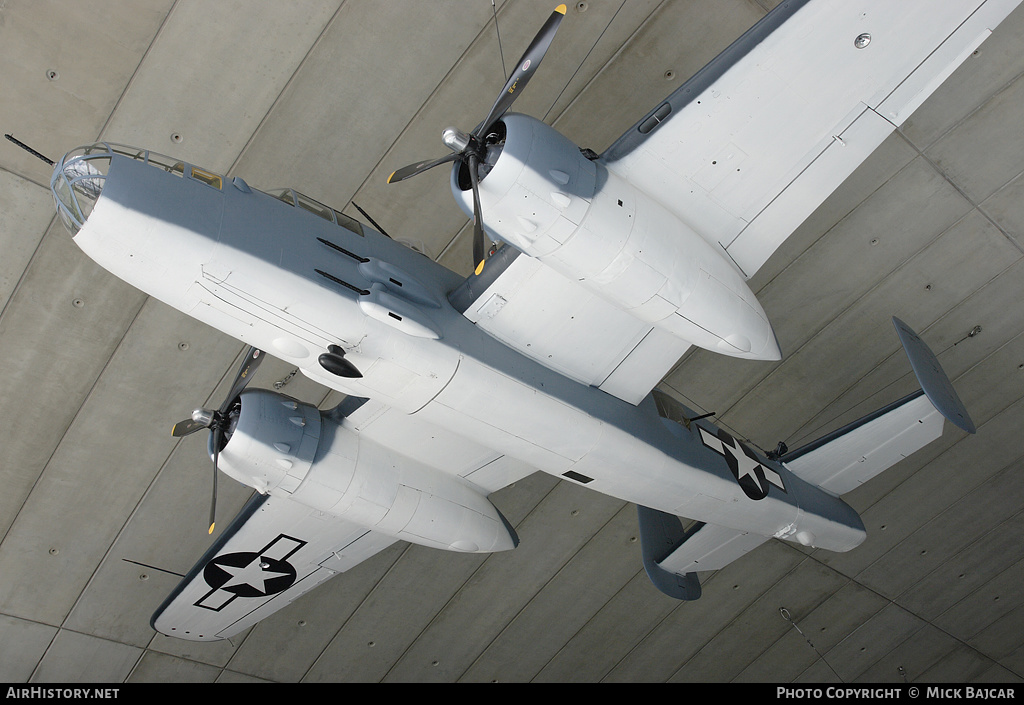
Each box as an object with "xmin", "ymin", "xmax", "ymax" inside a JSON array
[
  {"xmin": 467, "ymin": 153, "xmax": 486, "ymax": 275},
  {"xmin": 388, "ymin": 152, "xmax": 460, "ymax": 184},
  {"xmin": 476, "ymin": 4, "xmax": 566, "ymax": 137},
  {"xmin": 209, "ymin": 427, "xmax": 222, "ymax": 535},
  {"xmin": 171, "ymin": 417, "xmax": 209, "ymax": 438},
  {"xmin": 220, "ymin": 346, "xmax": 263, "ymax": 414}
]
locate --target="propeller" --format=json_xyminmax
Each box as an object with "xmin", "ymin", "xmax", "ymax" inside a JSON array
[
  {"xmin": 388, "ymin": 4, "xmax": 567, "ymax": 275},
  {"xmin": 172, "ymin": 346, "xmax": 264, "ymax": 534}
]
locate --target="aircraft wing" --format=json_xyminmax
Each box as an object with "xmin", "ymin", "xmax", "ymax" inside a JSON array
[
  {"xmin": 152, "ymin": 396, "xmax": 539, "ymax": 641},
  {"xmin": 450, "ymin": 246, "xmax": 691, "ymax": 405},
  {"xmin": 151, "ymin": 491, "xmax": 397, "ymax": 642},
  {"xmin": 600, "ymin": 0, "xmax": 1021, "ymax": 279}
]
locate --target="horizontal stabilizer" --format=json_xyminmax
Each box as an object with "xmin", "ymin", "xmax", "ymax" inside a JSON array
[
  {"xmin": 151, "ymin": 492, "xmax": 396, "ymax": 641},
  {"xmin": 637, "ymin": 506, "xmax": 768, "ymax": 599},
  {"xmin": 780, "ymin": 318, "xmax": 975, "ymax": 496}
]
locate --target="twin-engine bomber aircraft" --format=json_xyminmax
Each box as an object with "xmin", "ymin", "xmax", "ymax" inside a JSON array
[{"xmin": 42, "ymin": 0, "xmax": 1012, "ymax": 641}]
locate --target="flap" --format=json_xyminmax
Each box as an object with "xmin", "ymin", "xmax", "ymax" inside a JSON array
[
  {"xmin": 151, "ymin": 492, "xmax": 396, "ymax": 641},
  {"xmin": 450, "ymin": 248, "xmax": 690, "ymax": 405}
]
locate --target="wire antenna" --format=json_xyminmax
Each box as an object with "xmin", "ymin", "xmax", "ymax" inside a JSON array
[
  {"xmin": 5, "ymin": 134, "xmax": 55, "ymax": 166},
  {"xmin": 491, "ymin": 0, "xmax": 507, "ymax": 80},
  {"xmin": 351, "ymin": 201, "xmax": 393, "ymax": 240},
  {"xmin": 780, "ymin": 607, "xmax": 843, "ymax": 681}
]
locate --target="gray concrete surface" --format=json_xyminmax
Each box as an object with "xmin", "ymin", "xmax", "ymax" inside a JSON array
[{"xmin": 1, "ymin": 0, "xmax": 1023, "ymax": 683}]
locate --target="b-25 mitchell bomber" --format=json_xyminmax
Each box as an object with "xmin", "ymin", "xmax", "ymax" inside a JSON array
[{"xmin": 40, "ymin": 0, "xmax": 1014, "ymax": 641}]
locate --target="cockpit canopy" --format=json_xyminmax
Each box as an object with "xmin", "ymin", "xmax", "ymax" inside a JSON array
[
  {"xmin": 51, "ymin": 143, "xmax": 365, "ymax": 241},
  {"xmin": 50, "ymin": 143, "xmax": 210, "ymax": 235}
]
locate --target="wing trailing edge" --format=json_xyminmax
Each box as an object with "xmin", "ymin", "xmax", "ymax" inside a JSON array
[{"xmin": 151, "ymin": 492, "xmax": 397, "ymax": 641}]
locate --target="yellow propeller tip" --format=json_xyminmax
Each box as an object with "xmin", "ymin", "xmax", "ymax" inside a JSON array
[
  {"xmin": 208, "ymin": 523, "xmax": 216, "ymax": 535},
  {"xmin": 475, "ymin": 260, "xmax": 485, "ymax": 276},
  {"xmin": 555, "ymin": 4, "xmax": 567, "ymax": 14},
  {"xmin": 387, "ymin": 170, "xmax": 396, "ymax": 184}
]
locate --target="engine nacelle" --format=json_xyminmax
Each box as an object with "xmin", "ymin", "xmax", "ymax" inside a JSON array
[
  {"xmin": 216, "ymin": 389, "xmax": 518, "ymax": 553},
  {"xmin": 452, "ymin": 113, "xmax": 780, "ymax": 360}
]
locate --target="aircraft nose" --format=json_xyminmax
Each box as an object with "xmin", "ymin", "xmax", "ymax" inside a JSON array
[{"xmin": 51, "ymin": 145, "xmax": 111, "ymax": 235}]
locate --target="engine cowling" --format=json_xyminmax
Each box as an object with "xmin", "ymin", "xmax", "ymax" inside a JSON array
[
  {"xmin": 215, "ymin": 389, "xmax": 518, "ymax": 553},
  {"xmin": 452, "ymin": 113, "xmax": 780, "ymax": 361}
]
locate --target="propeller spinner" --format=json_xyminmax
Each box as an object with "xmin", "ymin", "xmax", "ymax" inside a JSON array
[
  {"xmin": 388, "ymin": 4, "xmax": 566, "ymax": 275},
  {"xmin": 172, "ymin": 346, "xmax": 264, "ymax": 534}
]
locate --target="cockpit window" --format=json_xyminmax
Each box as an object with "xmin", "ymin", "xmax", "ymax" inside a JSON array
[
  {"xmin": 51, "ymin": 142, "xmax": 230, "ymax": 236},
  {"xmin": 333, "ymin": 209, "xmax": 363, "ymax": 236},
  {"xmin": 145, "ymin": 152, "xmax": 185, "ymax": 176},
  {"xmin": 295, "ymin": 192, "xmax": 333, "ymax": 222},
  {"xmin": 264, "ymin": 187, "xmax": 364, "ymax": 236},
  {"xmin": 268, "ymin": 188, "xmax": 295, "ymax": 206}
]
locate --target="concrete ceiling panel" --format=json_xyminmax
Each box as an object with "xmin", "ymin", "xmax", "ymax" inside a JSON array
[
  {"xmin": 0, "ymin": 0, "xmax": 173, "ymax": 179},
  {"xmin": 0, "ymin": 174, "xmax": 58, "ymax": 311},
  {"xmin": 99, "ymin": 0, "xmax": 341, "ymax": 172},
  {"xmin": 925, "ymin": 70, "xmax": 1024, "ymax": 204},
  {"xmin": 31, "ymin": 628, "xmax": 141, "ymax": 682}
]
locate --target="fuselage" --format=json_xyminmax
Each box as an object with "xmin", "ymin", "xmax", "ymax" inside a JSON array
[{"xmin": 52, "ymin": 143, "xmax": 866, "ymax": 554}]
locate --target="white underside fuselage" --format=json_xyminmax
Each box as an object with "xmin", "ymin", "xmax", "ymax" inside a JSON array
[{"xmin": 68, "ymin": 150, "xmax": 865, "ymax": 554}]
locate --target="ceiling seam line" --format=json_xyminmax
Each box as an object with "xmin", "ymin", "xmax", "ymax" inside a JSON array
[
  {"xmin": 52, "ymin": 297, "xmax": 187, "ymax": 636},
  {"xmin": 893, "ymin": 505, "xmax": 1024, "ymax": 636},
  {"xmin": 530, "ymin": 565, "xmax": 650, "ymax": 682},
  {"xmin": 894, "ymin": 128, "xmax": 1024, "ymax": 256},
  {"xmin": 783, "ymin": 247, "xmax": 1024, "ymax": 448},
  {"xmin": 94, "ymin": 0, "xmax": 179, "ymax": 143},
  {"xmin": 0, "ymin": 212, "xmax": 56, "ymax": 326},
  {"xmin": 458, "ymin": 499, "xmax": 629, "ymax": 681},
  {"xmin": 847, "ymin": 431, "xmax": 1024, "ymax": 581},
  {"xmin": 378, "ymin": 478, "xmax": 564, "ymax": 682},
  {"xmin": 63, "ymin": 343, "xmax": 264, "ymax": 649},
  {"xmin": 297, "ymin": 541, "xmax": 414, "ymax": 683},
  {"xmin": 225, "ymin": 0, "xmax": 351, "ymax": 179},
  {"xmin": 659, "ymin": 541, "xmax": 817, "ymax": 682},
  {"xmin": 0, "ymin": 162, "xmax": 51, "ymax": 191},
  {"xmin": 808, "ymin": 549, "xmax": 1020, "ymax": 682},
  {"xmin": 0, "ymin": 292, "xmax": 148, "ymax": 550},
  {"xmin": 709, "ymin": 186, "xmax": 988, "ymax": 449},
  {"xmin": 542, "ymin": 0, "xmax": 630, "ymax": 125},
  {"xmin": 545, "ymin": 0, "xmax": 669, "ymax": 129},
  {"xmin": 347, "ymin": 4, "xmax": 526, "ymax": 265}
]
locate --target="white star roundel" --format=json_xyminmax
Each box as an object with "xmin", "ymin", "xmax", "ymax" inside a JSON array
[{"xmin": 698, "ymin": 426, "xmax": 785, "ymax": 501}]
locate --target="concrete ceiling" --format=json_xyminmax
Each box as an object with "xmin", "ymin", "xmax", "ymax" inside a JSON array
[{"xmin": 2, "ymin": 0, "xmax": 1024, "ymax": 684}]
